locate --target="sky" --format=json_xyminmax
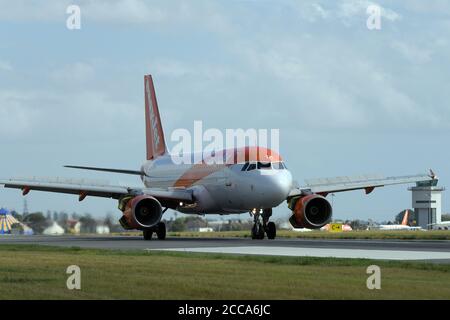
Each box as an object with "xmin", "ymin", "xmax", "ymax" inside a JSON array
[{"xmin": 0, "ymin": 0, "xmax": 449, "ymax": 222}]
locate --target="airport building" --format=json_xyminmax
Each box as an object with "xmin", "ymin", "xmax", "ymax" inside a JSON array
[{"xmin": 409, "ymin": 179, "xmax": 445, "ymax": 229}]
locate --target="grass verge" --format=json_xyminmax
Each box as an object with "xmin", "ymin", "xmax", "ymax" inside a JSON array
[{"xmin": 0, "ymin": 244, "xmax": 449, "ymax": 299}]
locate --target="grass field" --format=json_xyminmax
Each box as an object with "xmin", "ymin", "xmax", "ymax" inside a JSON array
[{"xmin": 0, "ymin": 244, "xmax": 449, "ymax": 299}]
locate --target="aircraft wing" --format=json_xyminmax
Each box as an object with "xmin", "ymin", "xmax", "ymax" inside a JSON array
[
  {"xmin": 427, "ymin": 222, "xmax": 450, "ymax": 226},
  {"xmin": 0, "ymin": 177, "xmax": 193, "ymax": 205},
  {"xmin": 289, "ymin": 172, "xmax": 436, "ymax": 197}
]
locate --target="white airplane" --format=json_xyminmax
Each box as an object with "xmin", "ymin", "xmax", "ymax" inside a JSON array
[
  {"xmin": 428, "ymin": 221, "xmax": 450, "ymax": 230},
  {"xmin": 0, "ymin": 75, "xmax": 437, "ymax": 240},
  {"xmin": 375, "ymin": 210, "xmax": 423, "ymax": 231}
]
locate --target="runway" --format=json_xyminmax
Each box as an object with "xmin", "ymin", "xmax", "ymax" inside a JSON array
[{"xmin": 2, "ymin": 234, "xmax": 450, "ymax": 262}]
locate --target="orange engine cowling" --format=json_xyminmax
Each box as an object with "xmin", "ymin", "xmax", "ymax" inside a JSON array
[
  {"xmin": 120, "ymin": 195, "xmax": 163, "ymax": 230},
  {"xmin": 289, "ymin": 194, "xmax": 332, "ymax": 229}
]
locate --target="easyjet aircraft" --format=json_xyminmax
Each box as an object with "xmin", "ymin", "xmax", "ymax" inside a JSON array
[
  {"xmin": 0, "ymin": 75, "xmax": 437, "ymax": 240},
  {"xmin": 374, "ymin": 210, "xmax": 423, "ymax": 231}
]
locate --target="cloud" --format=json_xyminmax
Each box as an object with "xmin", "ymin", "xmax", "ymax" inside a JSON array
[
  {"xmin": 2, "ymin": 1, "xmax": 447, "ymax": 134},
  {"xmin": 150, "ymin": 59, "xmax": 242, "ymax": 80},
  {"xmin": 0, "ymin": 0, "xmax": 170, "ymax": 24},
  {"xmin": 311, "ymin": 3, "xmax": 329, "ymax": 19},
  {"xmin": 391, "ymin": 41, "xmax": 432, "ymax": 64},
  {"xmin": 0, "ymin": 0, "xmax": 68, "ymax": 22},
  {"xmin": 0, "ymin": 60, "xmax": 12, "ymax": 71},
  {"xmin": 50, "ymin": 62, "xmax": 95, "ymax": 83},
  {"xmin": 338, "ymin": 0, "xmax": 401, "ymax": 22},
  {"xmin": 0, "ymin": 91, "xmax": 37, "ymax": 136},
  {"xmin": 81, "ymin": 0, "xmax": 166, "ymax": 24},
  {"xmin": 0, "ymin": 88, "xmax": 141, "ymax": 143},
  {"xmin": 284, "ymin": 1, "xmax": 331, "ymax": 23},
  {"xmin": 0, "ymin": 0, "xmax": 234, "ymax": 36},
  {"xmin": 225, "ymin": 28, "xmax": 448, "ymax": 131},
  {"xmin": 404, "ymin": 0, "xmax": 450, "ymax": 17}
]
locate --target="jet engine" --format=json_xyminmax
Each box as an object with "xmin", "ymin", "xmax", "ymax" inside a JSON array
[
  {"xmin": 119, "ymin": 195, "xmax": 163, "ymax": 230},
  {"xmin": 289, "ymin": 194, "xmax": 332, "ymax": 229}
]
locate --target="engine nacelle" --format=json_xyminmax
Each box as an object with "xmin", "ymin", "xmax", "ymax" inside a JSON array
[
  {"xmin": 120, "ymin": 195, "xmax": 162, "ymax": 230},
  {"xmin": 289, "ymin": 194, "xmax": 332, "ymax": 229}
]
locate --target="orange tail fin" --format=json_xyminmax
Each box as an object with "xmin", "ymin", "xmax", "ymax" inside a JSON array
[
  {"xmin": 401, "ymin": 210, "xmax": 410, "ymax": 226},
  {"xmin": 144, "ymin": 75, "xmax": 167, "ymax": 160}
]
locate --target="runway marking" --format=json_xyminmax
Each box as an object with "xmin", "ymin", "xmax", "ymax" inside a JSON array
[{"xmin": 147, "ymin": 246, "xmax": 450, "ymax": 261}]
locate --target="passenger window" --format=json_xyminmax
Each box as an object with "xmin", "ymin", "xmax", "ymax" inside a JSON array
[
  {"xmin": 257, "ymin": 162, "xmax": 271, "ymax": 170},
  {"xmin": 241, "ymin": 162, "xmax": 249, "ymax": 171},
  {"xmin": 247, "ymin": 163, "xmax": 256, "ymax": 171}
]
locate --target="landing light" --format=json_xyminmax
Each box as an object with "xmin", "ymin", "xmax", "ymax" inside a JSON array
[{"xmin": 179, "ymin": 202, "xmax": 184, "ymax": 207}]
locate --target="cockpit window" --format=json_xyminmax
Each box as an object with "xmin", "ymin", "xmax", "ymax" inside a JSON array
[
  {"xmin": 272, "ymin": 162, "xmax": 286, "ymax": 170},
  {"xmin": 242, "ymin": 161, "xmax": 286, "ymax": 171},
  {"xmin": 257, "ymin": 162, "xmax": 272, "ymax": 170}
]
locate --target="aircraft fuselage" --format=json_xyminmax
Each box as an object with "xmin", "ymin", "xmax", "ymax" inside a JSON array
[{"xmin": 140, "ymin": 148, "xmax": 293, "ymax": 214}]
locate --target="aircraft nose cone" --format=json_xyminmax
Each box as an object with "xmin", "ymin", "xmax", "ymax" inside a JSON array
[
  {"xmin": 260, "ymin": 170, "xmax": 293, "ymax": 207},
  {"xmin": 275, "ymin": 170, "xmax": 293, "ymax": 198}
]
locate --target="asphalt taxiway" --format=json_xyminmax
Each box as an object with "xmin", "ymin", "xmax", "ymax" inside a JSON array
[{"xmin": 1, "ymin": 235, "xmax": 450, "ymax": 262}]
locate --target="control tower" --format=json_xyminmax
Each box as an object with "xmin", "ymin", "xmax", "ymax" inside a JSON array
[{"xmin": 409, "ymin": 172, "xmax": 445, "ymax": 229}]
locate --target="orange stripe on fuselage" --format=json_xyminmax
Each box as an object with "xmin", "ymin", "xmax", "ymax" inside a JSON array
[
  {"xmin": 173, "ymin": 163, "xmax": 226, "ymax": 188},
  {"xmin": 172, "ymin": 146, "xmax": 282, "ymax": 188}
]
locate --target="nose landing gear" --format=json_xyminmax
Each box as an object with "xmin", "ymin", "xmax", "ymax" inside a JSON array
[
  {"xmin": 143, "ymin": 221, "xmax": 166, "ymax": 240},
  {"xmin": 251, "ymin": 208, "xmax": 276, "ymax": 240},
  {"xmin": 251, "ymin": 219, "xmax": 265, "ymax": 239}
]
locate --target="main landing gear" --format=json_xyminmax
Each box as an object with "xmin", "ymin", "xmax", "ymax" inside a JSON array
[
  {"xmin": 143, "ymin": 221, "xmax": 166, "ymax": 240},
  {"xmin": 251, "ymin": 208, "xmax": 276, "ymax": 240}
]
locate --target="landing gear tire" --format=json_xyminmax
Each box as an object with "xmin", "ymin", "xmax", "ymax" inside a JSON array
[
  {"xmin": 266, "ymin": 221, "xmax": 276, "ymax": 240},
  {"xmin": 251, "ymin": 223, "xmax": 265, "ymax": 240},
  {"xmin": 143, "ymin": 229, "xmax": 153, "ymax": 240},
  {"xmin": 156, "ymin": 222, "xmax": 166, "ymax": 240}
]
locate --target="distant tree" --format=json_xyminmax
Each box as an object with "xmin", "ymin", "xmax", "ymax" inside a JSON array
[
  {"xmin": 58, "ymin": 212, "xmax": 69, "ymax": 231},
  {"xmin": 218, "ymin": 219, "xmax": 252, "ymax": 231},
  {"xmin": 11, "ymin": 210, "xmax": 23, "ymax": 222},
  {"xmin": 170, "ymin": 218, "xmax": 186, "ymax": 232},
  {"xmin": 184, "ymin": 216, "xmax": 206, "ymax": 230},
  {"xmin": 53, "ymin": 211, "xmax": 59, "ymax": 222},
  {"xmin": 10, "ymin": 222, "xmax": 24, "ymax": 234},
  {"xmin": 104, "ymin": 213, "xmax": 114, "ymax": 228},
  {"xmin": 71, "ymin": 212, "xmax": 79, "ymax": 220},
  {"xmin": 442, "ymin": 214, "xmax": 450, "ymax": 222},
  {"xmin": 350, "ymin": 220, "xmax": 362, "ymax": 230},
  {"xmin": 79, "ymin": 214, "xmax": 97, "ymax": 233},
  {"xmin": 23, "ymin": 212, "xmax": 50, "ymax": 234},
  {"xmin": 103, "ymin": 213, "xmax": 122, "ymax": 232}
]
